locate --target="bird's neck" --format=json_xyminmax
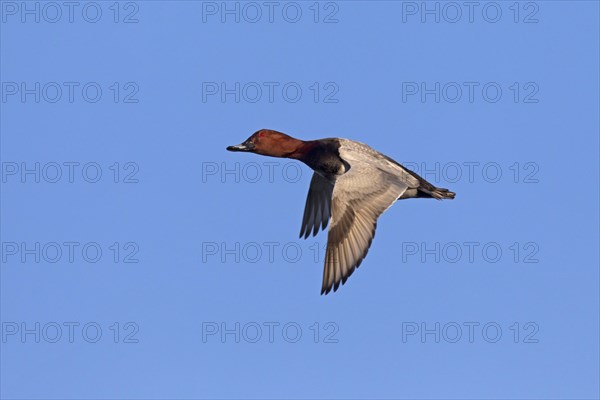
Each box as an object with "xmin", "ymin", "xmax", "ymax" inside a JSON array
[{"xmin": 284, "ymin": 139, "xmax": 318, "ymax": 160}]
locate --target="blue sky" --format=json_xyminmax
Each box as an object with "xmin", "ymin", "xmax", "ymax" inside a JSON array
[{"xmin": 1, "ymin": 1, "xmax": 599, "ymax": 399}]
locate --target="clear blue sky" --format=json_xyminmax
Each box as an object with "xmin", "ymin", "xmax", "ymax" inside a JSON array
[{"xmin": 1, "ymin": 1, "xmax": 599, "ymax": 399}]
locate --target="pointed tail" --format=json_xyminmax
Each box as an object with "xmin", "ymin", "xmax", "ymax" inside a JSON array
[{"xmin": 431, "ymin": 187, "xmax": 456, "ymax": 200}]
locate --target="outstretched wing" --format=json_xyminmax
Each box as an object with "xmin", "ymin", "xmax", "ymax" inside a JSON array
[
  {"xmin": 299, "ymin": 172, "xmax": 334, "ymax": 239},
  {"xmin": 321, "ymin": 144, "xmax": 413, "ymax": 294}
]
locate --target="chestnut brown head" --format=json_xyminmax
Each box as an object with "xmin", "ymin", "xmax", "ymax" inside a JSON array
[{"xmin": 227, "ymin": 129, "xmax": 303, "ymax": 158}]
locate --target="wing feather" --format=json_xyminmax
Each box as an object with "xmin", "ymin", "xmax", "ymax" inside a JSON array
[
  {"xmin": 299, "ymin": 173, "xmax": 334, "ymax": 239},
  {"xmin": 321, "ymin": 143, "xmax": 411, "ymax": 294}
]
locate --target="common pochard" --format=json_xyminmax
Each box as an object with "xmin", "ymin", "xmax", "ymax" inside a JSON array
[{"xmin": 227, "ymin": 129, "xmax": 455, "ymax": 294}]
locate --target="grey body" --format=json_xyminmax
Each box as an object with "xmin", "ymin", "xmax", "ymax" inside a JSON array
[{"xmin": 298, "ymin": 139, "xmax": 455, "ymax": 294}]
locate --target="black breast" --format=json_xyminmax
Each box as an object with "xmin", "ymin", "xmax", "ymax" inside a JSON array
[{"xmin": 300, "ymin": 139, "xmax": 346, "ymax": 177}]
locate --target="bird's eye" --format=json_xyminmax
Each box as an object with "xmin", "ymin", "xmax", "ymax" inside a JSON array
[{"xmin": 258, "ymin": 132, "xmax": 265, "ymax": 138}]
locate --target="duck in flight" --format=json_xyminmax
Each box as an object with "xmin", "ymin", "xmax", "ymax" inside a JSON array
[{"xmin": 227, "ymin": 129, "xmax": 455, "ymax": 294}]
